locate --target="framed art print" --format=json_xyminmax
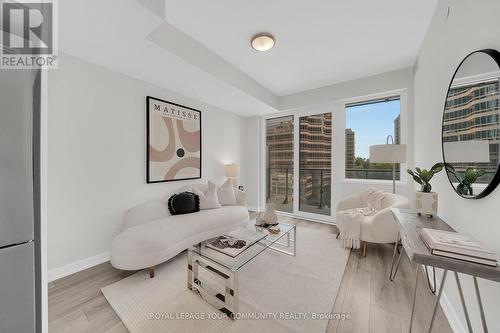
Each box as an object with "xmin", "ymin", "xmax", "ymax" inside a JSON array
[{"xmin": 146, "ymin": 96, "xmax": 201, "ymax": 183}]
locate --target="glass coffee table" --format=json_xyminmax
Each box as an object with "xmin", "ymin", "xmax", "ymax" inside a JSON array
[{"xmin": 187, "ymin": 220, "xmax": 296, "ymax": 318}]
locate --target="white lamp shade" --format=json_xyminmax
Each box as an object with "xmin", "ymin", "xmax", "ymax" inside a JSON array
[
  {"xmin": 224, "ymin": 164, "xmax": 240, "ymax": 177},
  {"xmin": 443, "ymin": 140, "xmax": 490, "ymax": 163},
  {"xmin": 369, "ymin": 144, "xmax": 407, "ymax": 163}
]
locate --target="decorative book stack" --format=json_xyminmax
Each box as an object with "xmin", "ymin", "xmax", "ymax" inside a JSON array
[
  {"xmin": 206, "ymin": 228, "xmax": 266, "ymax": 257},
  {"xmin": 420, "ymin": 228, "xmax": 498, "ymax": 267}
]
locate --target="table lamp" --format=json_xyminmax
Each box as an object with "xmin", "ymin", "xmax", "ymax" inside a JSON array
[{"xmin": 224, "ymin": 164, "xmax": 240, "ymax": 188}]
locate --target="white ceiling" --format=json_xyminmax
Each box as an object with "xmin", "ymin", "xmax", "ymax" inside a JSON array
[
  {"xmin": 163, "ymin": 0, "xmax": 438, "ymax": 96},
  {"xmin": 58, "ymin": 0, "xmax": 438, "ymax": 116},
  {"xmin": 58, "ymin": 0, "xmax": 277, "ymax": 116}
]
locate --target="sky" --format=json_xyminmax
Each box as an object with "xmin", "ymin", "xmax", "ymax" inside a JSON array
[{"xmin": 345, "ymin": 99, "xmax": 400, "ymax": 158}]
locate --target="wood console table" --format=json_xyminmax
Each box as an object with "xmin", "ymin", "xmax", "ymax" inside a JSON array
[{"xmin": 390, "ymin": 208, "xmax": 500, "ymax": 333}]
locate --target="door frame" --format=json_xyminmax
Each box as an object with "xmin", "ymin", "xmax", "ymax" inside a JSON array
[{"xmin": 261, "ymin": 103, "xmax": 337, "ymax": 224}]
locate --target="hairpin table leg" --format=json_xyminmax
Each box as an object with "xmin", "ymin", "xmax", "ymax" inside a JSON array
[
  {"xmin": 424, "ymin": 265, "xmax": 437, "ymax": 294},
  {"xmin": 454, "ymin": 272, "xmax": 473, "ymax": 333},
  {"xmin": 409, "ymin": 264, "xmax": 420, "ymax": 333},
  {"xmin": 473, "ymin": 276, "xmax": 488, "ymax": 333},
  {"xmin": 389, "ymin": 233, "xmax": 403, "ymax": 281},
  {"xmin": 428, "ymin": 269, "xmax": 448, "ymax": 333}
]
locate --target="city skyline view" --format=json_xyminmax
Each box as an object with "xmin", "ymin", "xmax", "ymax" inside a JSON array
[
  {"xmin": 265, "ymin": 100, "xmax": 402, "ymax": 215},
  {"xmin": 345, "ymin": 99, "xmax": 401, "ymax": 158}
]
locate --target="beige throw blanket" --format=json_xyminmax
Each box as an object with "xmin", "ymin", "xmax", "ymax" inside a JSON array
[
  {"xmin": 338, "ymin": 208, "xmax": 376, "ymax": 249},
  {"xmin": 338, "ymin": 188, "xmax": 384, "ymax": 249}
]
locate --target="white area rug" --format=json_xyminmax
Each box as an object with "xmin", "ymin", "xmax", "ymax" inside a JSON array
[{"xmin": 102, "ymin": 226, "xmax": 349, "ymax": 333}]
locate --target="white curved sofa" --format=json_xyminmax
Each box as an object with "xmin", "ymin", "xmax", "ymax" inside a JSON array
[
  {"xmin": 336, "ymin": 192, "xmax": 410, "ymax": 251},
  {"xmin": 110, "ymin": 184, "xmax": 249, "ymax": 276}
]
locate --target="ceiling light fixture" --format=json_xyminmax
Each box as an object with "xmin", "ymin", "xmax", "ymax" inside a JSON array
[{"xmin": 251, "ymin": 33, "xmax": 275, "ymax": 52}]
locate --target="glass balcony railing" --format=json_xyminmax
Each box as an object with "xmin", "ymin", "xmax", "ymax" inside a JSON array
[
  {"xmin": 266, "ymin": 168, "xmax": 331, "ymax": 216},
  {"xmin": 299, "ymin": 168, "xmax": 331, "ymax": 216},
  {"xmin": 345, "ymin": 168, "xmax": 400, "ymax": 180},
  {"xmin": 266, "ymin": 167, "xmax": 293, "ymax": 213}
]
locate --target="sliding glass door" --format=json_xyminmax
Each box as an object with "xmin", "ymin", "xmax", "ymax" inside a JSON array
[
  {"xmin": 266, "ymin": 116, "xmax": 294, "ymax": 213},
  {"xmin": 299, "ymin": 113, "xmax": 332, "ymax": 216},
  {"xmin": 265, "ymin": 111, "xmax": 333, "ymax": 221}
]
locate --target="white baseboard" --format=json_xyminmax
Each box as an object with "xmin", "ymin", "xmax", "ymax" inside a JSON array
[
  {"xmin": 48, "ymin": 251, "xmax": 110, "ymax": 282},
  {"xmin": 440, "ymin": 290, "xmax": 466, "ymax": 333}
]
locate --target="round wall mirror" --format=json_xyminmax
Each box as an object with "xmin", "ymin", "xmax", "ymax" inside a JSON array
[{"xmin": 442, "ymin": 49, "xmax": 500, "ymax": 199}]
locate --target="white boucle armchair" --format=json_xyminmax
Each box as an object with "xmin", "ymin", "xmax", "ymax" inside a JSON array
[{"xmin": 336, "ymin": 192, "xmax": 410, "ymax": 255}]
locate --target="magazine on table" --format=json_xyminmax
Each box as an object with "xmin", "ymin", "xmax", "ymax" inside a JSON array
[{"xmin": 206, "ymin": 229, "xmax": 267, "ymax": 257}]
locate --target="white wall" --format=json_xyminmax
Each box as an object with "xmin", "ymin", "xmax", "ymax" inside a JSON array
[
  {"xmin": 244, "ymin": 68, "xmax": 415, "ymax": 214},
  {"xmin": 47, "ymin": 53, "xmax": 244, "ymax": 273},
  {"xmin": 414, "ymin": 0, "xmax": 500, "ymax": 331},
  {"xmin": 280, "ymin": 68, "xmax": 414, "ymax": 111},
  {"xmin": 240, "ymin": 117, "xmax": 261, "ymax": 210}
]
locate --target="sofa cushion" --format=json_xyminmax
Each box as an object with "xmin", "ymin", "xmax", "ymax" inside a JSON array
[
  {"xmin": 215, "ymin": 179, "xmax": 237, "ymax": 205},
  {"xmin": 193, "ymin": 182, "xmax": 221, "ymax": 209},
  {"xmin": 181, "ymin": 182, "xmax": 247, "ymax": 207},
  {"xmin": 167, "ymin": 192, "xmax": 200, "ymax": 215},
  {"xmin": 110, "ymin": 205, "xmax": 249, "ymax": 270}
]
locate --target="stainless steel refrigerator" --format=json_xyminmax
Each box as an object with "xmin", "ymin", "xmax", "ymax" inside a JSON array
[{"xmin": 0, "ymin": 69, "xmax": 41, "ymax": 332}]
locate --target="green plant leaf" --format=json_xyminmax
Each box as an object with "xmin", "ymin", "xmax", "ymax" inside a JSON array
[
  {"xmin": 431, "ymin": 162, "xmax": 444, "ymax": 173},
  {"xmin": 413, "ymin": 175, "xmax": 422, "ymax": 184},
  {"xmin": 420, "ymin": 169, "xmax": 429, "ymax": 181}
]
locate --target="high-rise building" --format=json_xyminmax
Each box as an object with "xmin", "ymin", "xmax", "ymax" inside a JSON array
[
  {"xmin": 299, "ymin": 114, "xmax": 332, "ymax": 170},
  {"xmin": 266, "ymin": 116, "xmax": 294, "ymax": 205},
  {"xmin": 345, "ymin": 128, "xmax": 355, "ymax": 170},
  {"xmin": 394, "ymin": 115, "xmax": 401, "ymax": 144},
  {"xmin": 266, "ymin": 116, "xmax": 294, "ymax": 170},
  {"xmin": 443, "ymin": 79, "xmax": 499, "ymax": 183},
  {"xmin": 299, "ymin": 114, "xmax": 332, "ymax": 202}
]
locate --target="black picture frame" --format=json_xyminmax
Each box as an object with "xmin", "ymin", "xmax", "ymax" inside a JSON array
[
  {"xmin": 146, "ymin": 96, "xmax": 202, "ymax": 183},
  {"xmin": 441, "ymin": 49, "xmax": 500, "ymax": 199}
]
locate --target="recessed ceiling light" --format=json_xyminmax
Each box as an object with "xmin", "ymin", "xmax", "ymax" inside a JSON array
[{"xmin": 251, "ymin": 33, "xmax": 275, "ymax": 52}]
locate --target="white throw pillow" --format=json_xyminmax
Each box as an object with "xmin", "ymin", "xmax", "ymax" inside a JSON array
[
  {"xmin": 361, "ymin": 187, "xmax": 384, "ymax": 211},
  {"xmin": 193, "ymin": 182, "xmax": 221, "ymax": 209},
  {"xmin": 215, "ymin": 179, "xmax": 237, "ymax": 206}
]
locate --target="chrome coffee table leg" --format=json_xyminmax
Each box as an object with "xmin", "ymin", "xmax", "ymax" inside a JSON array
[
  {"xmin": 188, "ymin": 252, "xmax": 239, "ymax": 319},
  {"xmin": 269, "ymin": 226, "xmax": 296, "ymax": 256}
]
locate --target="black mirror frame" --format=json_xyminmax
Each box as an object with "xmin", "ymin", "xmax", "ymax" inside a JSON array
[{"xmin": 441, "ymin": 48, "xmax": 500, "ymax": 199}]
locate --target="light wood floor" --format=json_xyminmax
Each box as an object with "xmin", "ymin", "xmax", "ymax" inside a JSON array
[{"xmin": 48, "ymin": 216, "xmax": 452, "ymax": 333}]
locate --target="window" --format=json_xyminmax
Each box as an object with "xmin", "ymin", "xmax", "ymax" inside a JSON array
[{"xmin": 345, "ymin": 97, "xmax": 401, "ymax": 180}]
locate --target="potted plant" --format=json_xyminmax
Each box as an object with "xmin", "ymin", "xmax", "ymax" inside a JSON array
[
  {"xmin": 407, "ymin": 163, "xmax": 445, "ymax": 217},
  {"xmin": 445, "ymin": 166, "xmax": 485, "ymax": 196}
]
